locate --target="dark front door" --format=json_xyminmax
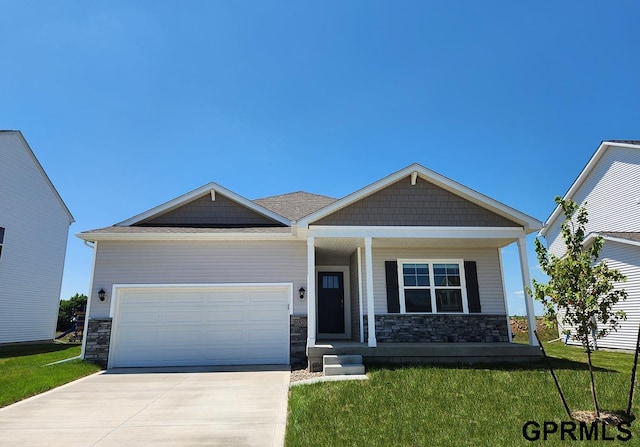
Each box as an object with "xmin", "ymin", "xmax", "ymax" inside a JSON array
[{"xmin": 317, "ymin": 271, "xmax": 345, "ymax": 334}]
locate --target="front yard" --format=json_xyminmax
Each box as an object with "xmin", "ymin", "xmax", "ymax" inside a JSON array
[
  {"xmin": 286, "ymin": 342, "xmax": 640, "ymax": 446},
  {"xmin": 0, "ymin": 343, "xmax": 101, "ymax": 408}
]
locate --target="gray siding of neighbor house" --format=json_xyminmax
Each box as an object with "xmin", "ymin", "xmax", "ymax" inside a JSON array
[
  {"xmin": 564, "ymin": 240, "xmax": 640, "ymax": 351},
  {"xmin": 88, "ymin": 240, "xmax": 308, "ymax": 317},
  {"xmin": 546, "ymin": 146, "xmax": 640, "ymax": 257},
  {"xmin": 369, "ymin": 247, "xmax": 507, "ymax": 315},
  {"xmin": 137, "ymin": 193, "xmax": 284, "ymax": 227},
  {"xmin": 312, "ymin": 177, "xmax": 519, "ymax": 227}
]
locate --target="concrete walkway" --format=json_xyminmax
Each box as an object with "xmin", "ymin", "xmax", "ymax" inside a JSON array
[{"xmin": 0, "ymin": 366, "xmax": 290, "ymax": 447}]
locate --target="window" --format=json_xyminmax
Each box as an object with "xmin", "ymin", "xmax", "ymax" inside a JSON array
[
  {"xmin": 399, "ymin": 260, "xmax": 467, "ymax": 313},
  {"xmin": 0, "ymin": 227, "xmax": 4, "ymax": 260}
]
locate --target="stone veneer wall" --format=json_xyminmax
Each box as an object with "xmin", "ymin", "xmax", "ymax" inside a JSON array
[
  {"xmin": 84, "ymin": 318, "xmax": 113, "ymax": 367},
  {"xmin": 363, "ymin": 314, "xmax": 509, "ymax": 343},
  {"xmin": 290, "ymin": 316, "xmax": 308, "ymax": 367}
]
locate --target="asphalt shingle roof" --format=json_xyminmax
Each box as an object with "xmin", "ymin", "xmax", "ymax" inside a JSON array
[
  {"xmin": 601, "ymin": 232, "xmax": 640, "ymax": 242},
  {"xmin": 253, "ymin": 191, "xmax": 337, "ymax": 221}
]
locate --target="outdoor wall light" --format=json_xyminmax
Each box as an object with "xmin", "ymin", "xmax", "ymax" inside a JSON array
[
  {"xmin": 298, "ymin": 287, "xmax": 306, "ymax": 300},
  {"xmin": 98, "ymin": 288, "xmax": 106, "ymax": 301}
]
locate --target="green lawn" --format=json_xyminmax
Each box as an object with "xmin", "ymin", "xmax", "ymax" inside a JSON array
[
  {"xmin": 0, "ymin": 343, "xmax": 102, "ymax": 408},
  {"xmin": 286, "ymin": 343, "xmax": 640, "ymax": 446}
]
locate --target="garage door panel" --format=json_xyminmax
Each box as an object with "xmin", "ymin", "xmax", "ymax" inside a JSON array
[
  {"xmin": 110, "ymin": 285, "xmax": 290, "ymax": 368},
  {"xmin": 164, "ymin": 310, "xmax": 203, "ymax": 323}
]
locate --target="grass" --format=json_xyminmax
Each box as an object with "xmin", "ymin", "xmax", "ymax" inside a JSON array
[
  {"xmin": 286, "ymin": 343, "xmax": 640, "ymax": 446},
  {"xmin": 0, "ymin": 342, "xmax": 102, "ymax": 408}
]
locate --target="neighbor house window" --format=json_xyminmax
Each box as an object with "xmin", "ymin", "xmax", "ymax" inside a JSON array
[
  {"xmin": 398, "ymin": 260, "xmax": 467, "ymax": 313},
  {"xmin": 0, "ymin": 227, "xmax": 4, "ymax": 260}
]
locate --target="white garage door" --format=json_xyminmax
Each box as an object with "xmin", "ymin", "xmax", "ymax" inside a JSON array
[{"xmin": 108, "ymin": 284, "xmax": 291, "ymax": 368}]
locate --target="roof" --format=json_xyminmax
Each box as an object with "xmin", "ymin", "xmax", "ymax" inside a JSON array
[
  {"xmin": 253, "ymin": 191, "xmax": 337, "ymax": 221},
  {"xmin": 540, "ymin": 140, "xmax": 640, "ymax": 236},
  {"xmin": 1, "ymin": 130, "xmax": 74, "ymax": 224},
  {"xmin": 296, "ymin": 163, "xmax": 542, "ymax": 233},
  {"xmin": 600, "ymin": 232, "xmax": 640, "ymax": 243}
]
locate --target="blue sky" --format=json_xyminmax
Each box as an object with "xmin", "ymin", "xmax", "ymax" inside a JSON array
[{"xmin": 2, "ymin": 1, "xmax": 639, "ymax": 315}]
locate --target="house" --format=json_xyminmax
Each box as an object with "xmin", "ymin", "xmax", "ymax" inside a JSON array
[
  {"xmin": 0, "ymin": 131, "xmax": 74, "ymax": 344},
  {"xmin": 77, "ymin": 163, "xmax": 542, "ymax": 370},
  {"xmin": 540, "ymin": 140, "xmax": 640, "ymax": 351}
]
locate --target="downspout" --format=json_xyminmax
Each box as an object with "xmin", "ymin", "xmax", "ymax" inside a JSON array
[{"xmin": 80, "ymin": 240, "xmax": 98, "ymax": 359}]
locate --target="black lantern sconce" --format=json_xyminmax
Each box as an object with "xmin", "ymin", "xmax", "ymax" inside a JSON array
[
  {"xmin": 98, "ymin": 288, "xmax": 106, "ymax": 301},
  {"xmin": 298, "ymin": 287, "xmax": 306, "ymax": 300}
]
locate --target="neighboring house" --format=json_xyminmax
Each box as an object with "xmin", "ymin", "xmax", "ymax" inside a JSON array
[
  {"xmin": 0, "ymin": 131, "xmax": 74, "ymax": 344},
  {"xmin": 541, "ymin": 140, "xmax": 640, "ymax": 351},
  {"xmin": 78, "ymin": 163, "xmax": 542, "ymax": 370}
]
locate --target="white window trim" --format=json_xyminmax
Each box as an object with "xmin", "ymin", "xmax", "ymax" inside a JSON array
[{"xmin": 397, "ymin": 259, "xmax": 469, "ymax": 314}]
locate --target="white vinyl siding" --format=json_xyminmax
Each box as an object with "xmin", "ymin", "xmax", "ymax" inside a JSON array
[
  {"xmin": 547, "ymin": 146, "xmax": 640, "ymax": 257},
  {"xmin": 90, "ymin": 240, "xmax": 307, "ymax": 317},
  {"xmin": 371, "ymin": 247, "xmax": 506, "ymax": 315},
  {"xmin": 591, "ymin": 241, "xmax": 640, "ymax": 351},
  {"xmin": 0, "ymin": 133, "xmax": 72, "ymax": 344}
]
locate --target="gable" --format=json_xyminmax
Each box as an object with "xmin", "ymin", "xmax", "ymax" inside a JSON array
[
  {"xmin": 136, "ymin": 192, "xmax": 286, "ymax": 228},
  {"xmin": 311, "ymin": 177, "xmax": 520, "ymax": 227}
]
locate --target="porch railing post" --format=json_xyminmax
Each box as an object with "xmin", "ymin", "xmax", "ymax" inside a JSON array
[
  {"xmin": 364, "ymin": 237, "xmax": 377, "ymax": 347},
  {"xmin": 307, "ymin": 236, "xmax": 316, "ymax": 348},
  {"xmin": 517, "ymin": 235, "xmax": 538, "ymax": 346}
]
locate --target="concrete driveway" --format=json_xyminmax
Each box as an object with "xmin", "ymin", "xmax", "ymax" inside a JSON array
[{"xmin": 0, "ymin": 366, "xmax": 290, "ymax": 447}]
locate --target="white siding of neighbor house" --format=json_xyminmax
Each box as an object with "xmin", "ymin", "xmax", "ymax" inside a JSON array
[
  {"xmin": 0, "ymin": 133, "xmax": 72, "ymax": 343},
  {"xmin": 586, "ymin": 241, "xmax": 640, "ymax": 351},
  {"xmin": 89, "ymin": 240, "xmax": 308, "ymax": 318},
  {"xmin": 370, "ymin": 247, "xmax": 506, "ymax": 315},
  {"xmin": 547, "ymin": 146, "xmax": 640, "ymax": 256}
]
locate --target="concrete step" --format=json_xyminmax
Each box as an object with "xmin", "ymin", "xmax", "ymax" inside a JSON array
[
  {"xmin": 323, "ymin": 354, "xmax": 363, "ymax": 366},
  {"xmin": 323, "ymin": 363, "xmax": 366, "ymax": 376}
]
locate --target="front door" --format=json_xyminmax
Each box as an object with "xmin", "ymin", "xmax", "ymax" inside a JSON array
[{"xmin": 317, "ymin": 271, "xmax": 345, "ymax": 335}]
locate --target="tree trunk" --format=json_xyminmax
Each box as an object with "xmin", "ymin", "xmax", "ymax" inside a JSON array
[{"xmin": 586, "ymin": 344, "xmax": 600, "ymax": 418}]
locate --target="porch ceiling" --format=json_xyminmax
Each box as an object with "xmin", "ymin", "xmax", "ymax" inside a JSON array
[{"xmin": 313, "ymin": 236, "xmax": 517, "ymax": 255}]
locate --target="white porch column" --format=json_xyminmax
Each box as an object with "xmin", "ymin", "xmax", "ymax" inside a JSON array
[
  {"xmin": 307, "ymin": 236, "xmax": 316, "ymax": 347},
  {"xmin": 517, "ymin": 236, "xmax": 538, "ymax": 346},
  {"xmin": 364, "ymin": 237, "xmax": 377, "ymax": 347}
]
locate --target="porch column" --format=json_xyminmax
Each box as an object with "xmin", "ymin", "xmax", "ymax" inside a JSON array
[
  {"xmin": 307, "ymin": 236, "xmax": 316, "ymax": 348},
  {"xmin": 364, "ymin": 237, "xmax": 377, "ymax": 347},
  {"xmin": 517, "ymin": 236, "xmax": 538, "ymax": 346}
]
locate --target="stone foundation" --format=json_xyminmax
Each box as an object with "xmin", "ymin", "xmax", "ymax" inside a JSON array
[
  {"xmin": 84, "ymin": 318, "xmax": 112, "ymax": 367},
  {"xmin": 364, "ymin": 314, "xmax": 509, "ymax": 343},
  {"xmin": 290, "ymin": 316, "xmax": 307, "ymax": 367}
]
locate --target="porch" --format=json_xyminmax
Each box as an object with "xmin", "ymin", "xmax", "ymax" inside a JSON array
[{"xmin": 307, "ymin": 340, "xmax": 542, "ymax": 372}]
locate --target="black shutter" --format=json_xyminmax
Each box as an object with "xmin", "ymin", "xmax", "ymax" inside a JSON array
[
  {"xmin": 385, "ymin": 261, "xmax": 401, "ymax": 313},
  {"xmin": 464, "ymin": 261, "xmax": 482, "ymax": 313}
]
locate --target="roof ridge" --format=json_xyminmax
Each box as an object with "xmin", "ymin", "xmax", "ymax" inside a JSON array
[{"xmin": 253, "ymin": 191, "xmax": 338, "ymax": 201}]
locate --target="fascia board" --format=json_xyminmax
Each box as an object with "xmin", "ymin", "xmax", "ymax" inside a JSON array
[
  {"xmin": 541, "ymin": 141, "xmax": 640, "ymax": 237},
  {"xmin": 307, "ymin": 225, "xmax": 527, "ymax": 239},
  {"xmin": 297, "ymin": 163, "xmax": 541, "ymax": 232},
  {"xmin": 584, "ymin": 233, "xmax": 640, "ymax": 249},
  {"xmin": 75, "ymin": 231, "xmax": 298, "ymax": 242},
  {"xmin": 116, "ymin": 182, "xmax": 290, "ymax": 227}
]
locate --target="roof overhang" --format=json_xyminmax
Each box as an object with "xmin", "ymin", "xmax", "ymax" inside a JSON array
[
  {"xmin": 116, "ymin": 182, "xmax": 291, "ymax": 227},
  {"xmin": 296, "ymin": 163, "xmax": 542, "ymax": 233},
  {"xmin": 583, "ymin": 232, "xmax": 640, "ymax": 249},
  {"xmin": 540, "ymin": 141, "xmax": 640, "ymax": 237},
  {"xmin": 76, "ymin": 230, "xmax": 297, "ymax": 243}
]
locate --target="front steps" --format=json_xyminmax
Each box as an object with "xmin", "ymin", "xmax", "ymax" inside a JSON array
[{"xmin": 323, "ymin": 354, "xmax": 365, "ymax": 376}]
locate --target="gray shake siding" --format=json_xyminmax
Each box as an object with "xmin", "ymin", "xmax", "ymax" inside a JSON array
[
  {"xmin": 313, "ymin": 177, "xmax": 519, "ymax": 227},
  {"xmin": 138, "ymin": 193, "xmax": 283, "ymax": 227}
]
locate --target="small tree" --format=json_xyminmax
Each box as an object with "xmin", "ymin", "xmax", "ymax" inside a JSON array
[
  {"xmin": 530, "ymin": 197, "xmax": 627, "ymax": 418},
  {"xmin": 57, "ymin": 293, "xmax": 88, "ymax": 332}
]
